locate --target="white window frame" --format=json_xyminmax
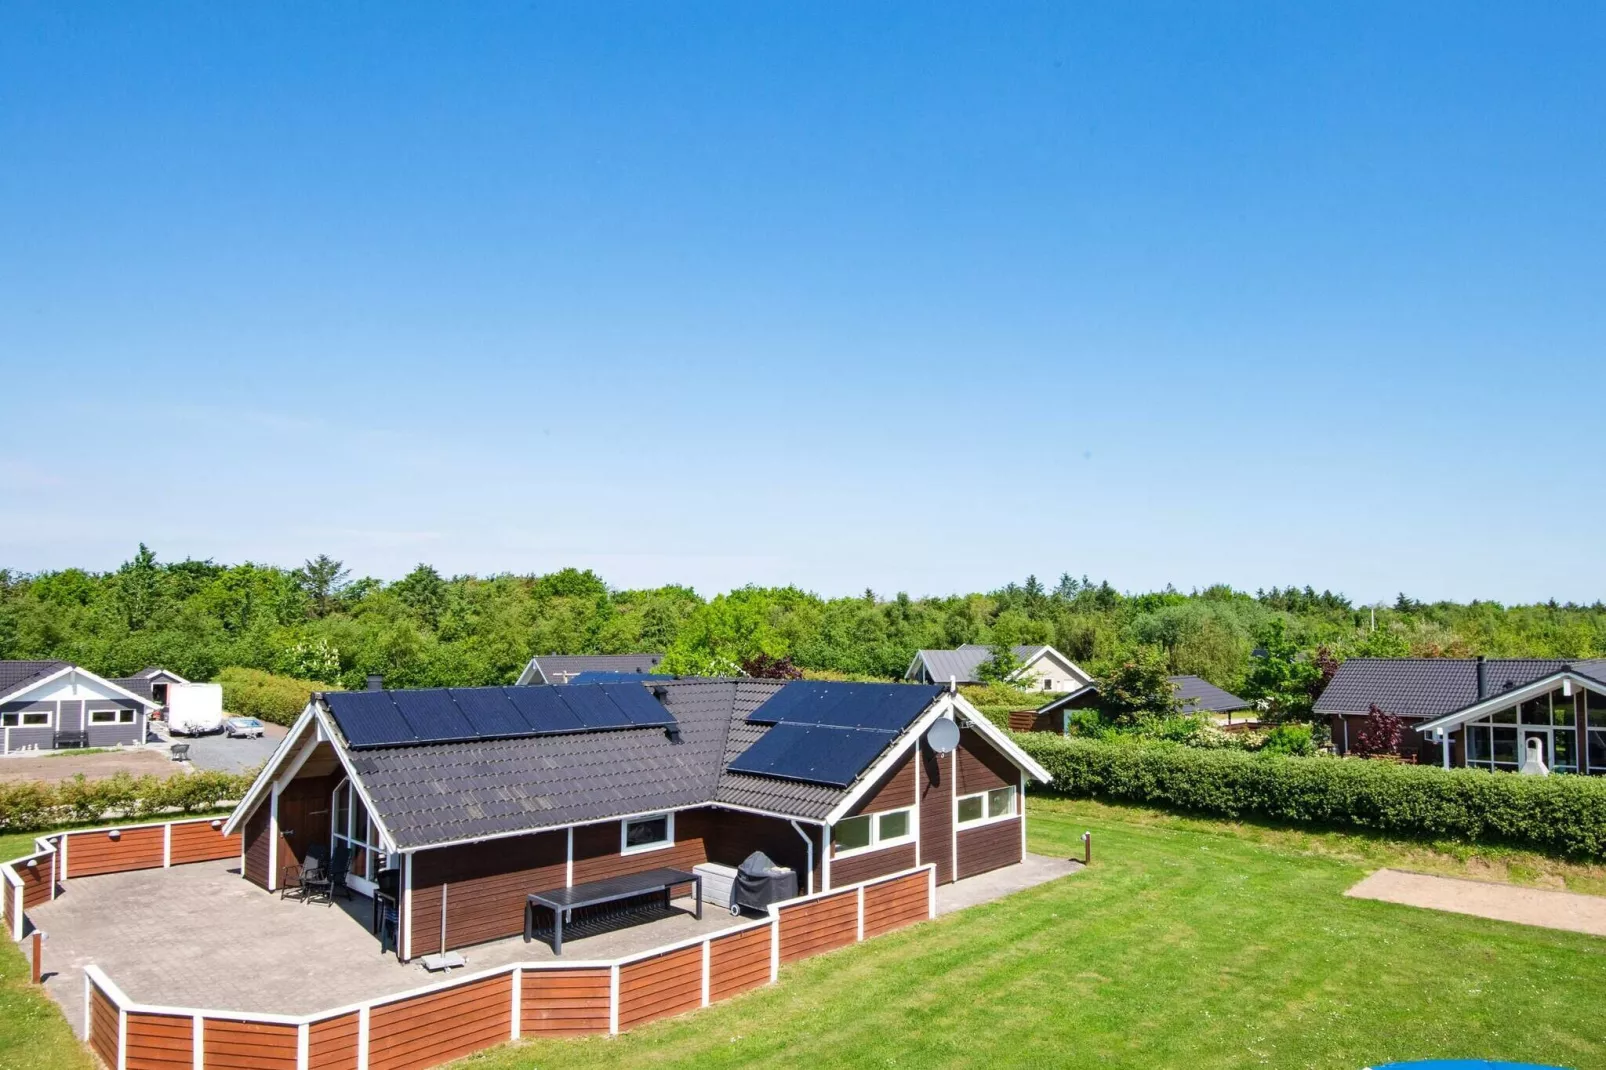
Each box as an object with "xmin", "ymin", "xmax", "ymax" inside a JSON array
[
  {"xmin": 89, "ymin": 708, "xmax": 136, "ymax": 725},
  {"xmin": 19, "ymin": 710, "xmax": 51, "ymax": 728},
  {"xmin": 620, "ymin": 812, "xmax": 675, "ymax": 855},
  {"xmin": 956, "ymin": 786, "xmax": 1017, "ymax": 829},
  {"xmin": 832, "ymin": 805, "xmax": 917, "ymax": 859}
]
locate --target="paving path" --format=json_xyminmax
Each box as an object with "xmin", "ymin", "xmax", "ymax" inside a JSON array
[{"xmin": 1347, "ymin": 868, "xmax": 1606, "ymax": 936}]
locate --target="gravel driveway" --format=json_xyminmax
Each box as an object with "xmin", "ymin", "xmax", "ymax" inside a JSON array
[{"xmin": 157, "ymin": 722, "xmax": 287, "ymax": 774}]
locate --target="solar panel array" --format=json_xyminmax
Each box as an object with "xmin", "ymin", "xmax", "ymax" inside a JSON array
[
  {"xmin": 565, "ymin": 671, "xmax": 667, "ymax": 686},
  {"xmin": 324, "ymin": 683, "xmax": 676, "ymax": 749},
  {"xmin": 728, "ymin": 683, "xmax": 943, "ymax": 787}
]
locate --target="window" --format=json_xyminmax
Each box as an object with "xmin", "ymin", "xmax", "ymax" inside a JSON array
[
  {"xmin": 89, "ymin": 708, "xmax": 135, "ymax": 725},
  {"xmin": 833, "ymin": 806, "xmax": 915, "ymax": 857},
  {"xmin": 621, "ymin": 813, "xmax": 673, "ymax": 854},
  {"xmin": 0, "ymin": 712, "xmax": 14, "ymax": 728},
  {"xmin": 1042, "ymin": 678, "xmax": 1053, "ymax": 691},
  {"xmin": 21, "ymin": 711, "xmax": 50, "ymax": 727},
  {"xmin": 331, "ymin": 781, "xmax": 384, "ymax": 884},
  {"xmin": 957, "ymin": 786, "xmax": 1017, "ymax": 827},
  {"xmin": 1465, "ymin": 688, "xmax": 1579, "ymax": 773}
]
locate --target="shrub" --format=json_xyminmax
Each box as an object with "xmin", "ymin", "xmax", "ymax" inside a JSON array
[
  {"xmin": 1354, "ymin": 704, "xmax": 1404, "ymax": 756},
  {"xmin": 216, "ymin": 666, "xmax": 330, "ymax": 726},
  {"xmin": 0, "ymin": 769, "xmax": 255, "ymax": 833},
  {"xmin": 1014, "ymin": 733, "xmax": 1606, "ymax": 858},
  {"xmin": 1259, "ymin": 723, "xmax": 1316, "ymax": 757}
]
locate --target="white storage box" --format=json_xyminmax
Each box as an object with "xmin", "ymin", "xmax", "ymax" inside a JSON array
[{"xmin": 693, "ymin": 862, "xmax": 739, "ymax": 909}]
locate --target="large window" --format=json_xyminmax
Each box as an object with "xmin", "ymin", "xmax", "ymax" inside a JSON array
[
  {"xmin": 4, "ymin": 710, "xmax": 52, "ymax": 727},
  {"xmin": 621, "ymin": 813, "xmax": 674, "ymax": 854},
  {"xmin": 833, "ymin": 806, "xmax": 916, "ymax": 857},
  {"xmin": 1465, "ymin": 688, "xmax": 1578, "ymax": 774},
  {"xmin": 956, "ymin": 786, "xmax": 1016, "ymax": 828},
  {"xmin": 89, "ymin": 708, "xmax": 135, "ymax": 725},
  {"xmin": 331, "ymin": 780, "xmax": 384, "ymax": 884}
]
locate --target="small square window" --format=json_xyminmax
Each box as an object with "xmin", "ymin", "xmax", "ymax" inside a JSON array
[
  {"xmin": 877, "ymin": 810, "xmax": 910, "ymax": 842},
  {"xmin": 1, "ymin": 712, "xmax": 16, "ymax": 728},
  {"xmin": 986, "ymin": 787, "xmax": 1015, "ymax": 819},
  {"xmin": 835, "ymin": 815, "xmax": 872, "ymax": 852},
  {"xmin": 956, "ymin": 795, "xmax": 984, "ymax": 824},
  {"xmin": 622, "ymin": 813, "xmax": 673, "ymax": 854}
]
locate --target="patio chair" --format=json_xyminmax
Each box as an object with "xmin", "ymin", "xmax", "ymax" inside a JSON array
[
  {"xmin": 326, "ymin": 843, "xmax": 352, "ymax": 901},
  {"xmin": 299, "ymin": 856, "xmax": 333, "ymax": 905}
]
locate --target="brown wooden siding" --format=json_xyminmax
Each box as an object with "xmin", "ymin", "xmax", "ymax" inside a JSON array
[
  {"xmin": 957, "ymin": 728, "xmax": 1016, "ymax": 794},
  {"xmin": 308, "ymin": 1012, "xmax": 360, "ymax": 1070},
  {"xmin": 1008, "ymin": 709, "xmax": 1059, "ymax": 733},
  {"xmin": 617, "ymin": 945, "xmax": 702, "ymax": 1029},
  {"xmin": 918, "ymin": 743, "xmax": 953, "ymax": 884},
  {"xmin": 89, "ymin": 982, "xmax": 120, "ymax": 1069},
  {"xmin": 274, "ymin": 774, "xmax": 337, "ymax": 877},
  {"xmin": 699, "ymin": 809, "xmax": 818, "ymax": 890},
  {"xmin": 243, "ymin": 805, "xmax": 270, "ymax": 890},
  {"xmin": 845, "ymin": 750, "xmax": 916, "ymax": 817},
  {"xmin": 169, "ymin": 821, "xmax": 242, "ymax": 866},
  {"xmin": 570, "ymin": 817, "xmax": 708, "ymax": 885},
  {"xmin": 708, "ymin": 925, "xmax": 771, "ymax": 1002},
  {"xmin": 368, "ymin": 974, "xmax": 512, "ymax": 1070},
  {"xmin": 957, "ymin": 818, "xmax": 1021, "ymax": 880},
  {"xmin": 202, "ymin": 1019, "xmax": 298, "ymax": 1070},
  {"xmin": 862, "ymin": 871, "xmax": 929, "ymax": 938},
  {"xmin": 411, "ymin": 831, "xmax": 566, "ymax": 953},
  {"xmin": 18, "ymin": 851, "xmax": 53, "ymax": 908},
  {"xmin": 776, "ymin": 890, "xmax": 857, "ymax": 964},
  {"xmin": 66, "ymin": 826, "xmax": 164, "ymax": 878},
  {"xmin": 520, "ymin": 967, "xmax": 611, "ymax": 1036},
  {"xmin": 125, "ymin": 1012, "xmax": 192, "ymax": 1070},
  {"xmin": 830, "ymin": 842, "xmax": 916, "ymax": 887}
]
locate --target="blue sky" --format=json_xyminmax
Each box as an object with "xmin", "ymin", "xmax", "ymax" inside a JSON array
[{"xmin": 2, "ymin": 3, "xmax": 1603, "ymax": 604}]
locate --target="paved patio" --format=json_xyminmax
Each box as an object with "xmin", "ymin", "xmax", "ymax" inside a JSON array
[{"xmin": 27, "ymin": 851, "xmax": 1081, "ymax": 1036}]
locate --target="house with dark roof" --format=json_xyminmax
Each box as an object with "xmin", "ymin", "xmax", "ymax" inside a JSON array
[
  {"xmin": 109, "ymin": 666, "xmax": 189, "ymax": 708},
  {"xmin": 0, "ymin": 661, "xmax": 164, "ymax": 753},
  {"xmin": 515, "ymin": 653, "xmax": 664, "ymax": 686},
  {"xmin": 1009, "ymin": 675, "xmax": 1250, "ymax": 733},
  {"xmin": 223, "ymin": 679, "xmax": 1050, "ymax": 962},
  {"xmin": 1316, "ymin": 656, "xmax": 1606, "ymax": 771},
  {"xmin": 905, "ymin": 644, "xmax": 1093, "ymax": 693}
]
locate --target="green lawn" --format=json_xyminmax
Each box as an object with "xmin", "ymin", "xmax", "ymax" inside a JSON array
[
  {"xmin": 5, "ymin": 800, "xmax": 1606, "ymax": 1070},
  {"xmin": 455, "ymin": 798, "xmax": 1606, "ymax": 1070}
]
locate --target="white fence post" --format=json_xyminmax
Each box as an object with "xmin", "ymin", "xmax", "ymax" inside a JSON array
[
  {"xmin": 769, "ymin": 912, "xmax": 780, "ymax": 983},
  {"xmin": 296, "ymin": 1022, "xmax": 308, "ymax": 1070},
  {"xmin": 608, "ymin": 964, "xmax": 620, "ymax": 1035},
  {"xmin": 356, "ymin": 1006, "xmax": 370, "ymax": 1070},
  {"xmin": 701, "ymin": 939, "xmax": 711, "ymax": 1007},
  {"xmin": 856, "ymin": 886, "xmax": 866, "ymax": 941},
  {"xmin": 191, "ymin": 1015, "xmax": 203, "ymax": 1070},
  {"xmin": 510, "ymin": 968, "xmax": 521, "ymax": 1040},
  {"xmin": 928, "ymin": 865, "xmax": 937, "ymax": 919},
  {"xmin": 163, "ymin": 824, "xmax": 172, "ymax": 868}
]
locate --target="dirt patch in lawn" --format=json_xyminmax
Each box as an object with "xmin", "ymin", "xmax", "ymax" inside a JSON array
[
  {"xmin": 1347, "ymin": 868, "xmax": 1606, "ymax": 937},
  {"xmin": 0, "ymin": 748, "xmax": 177, "ymax": 784}
]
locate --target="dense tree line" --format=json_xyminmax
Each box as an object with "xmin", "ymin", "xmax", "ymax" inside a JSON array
[{"xmin": 4, "ymin": 547, "xmax": 1606, "ymax": 702}]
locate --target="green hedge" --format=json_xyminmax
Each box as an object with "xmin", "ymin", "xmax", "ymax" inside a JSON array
[
  {"xmin": 1016, "ymin": 733, "xmax": 1606, "ymax": 858},
  {"xmin": 0, "ymin": 770, "xmax": 254, "ymax": 834},
  {"xmin": 216, "ymin": 667, "xmax": 330, "ymax": 726}
]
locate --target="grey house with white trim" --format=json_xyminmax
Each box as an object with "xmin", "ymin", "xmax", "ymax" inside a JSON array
[
  {"xmin": 905, "ymin": 644, "xmax": 1093, "ymax": 693},
  {"xmin": 0, "ymin": 661, "xmax": 163, "ymax": 753}
]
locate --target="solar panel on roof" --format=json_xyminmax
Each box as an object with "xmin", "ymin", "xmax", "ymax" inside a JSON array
[
  {"xmin": 566, "ymin": 671, "xmax": 663, "ymax": 685},
  {"xmin": 390, "ymin": 689, "xmax": 478, "ymax": 743},
  {"xmin": 559, "ymin": 685, "xmax": 635, "ymax": 730},
  {"xmin": 324, "ymin": 690, "xmax": 415, "ymax": 748},
  {"xmin": 450, "ymin": 687, "xmax": 534, "ymax": 737},
  {"xmin": 747, "ymin": 682, "xmax": 940, "ymax": 732},
  {"xmin": 505, "ymin": 687, "xmax": 588, "ymax": 734},
  {"xmin": 598, "ymin": 683, "xmax": 677, "ymax": 727},
  {"xmin": 727, "ymin": 723, "xmax": 895, "ymax": 788}
]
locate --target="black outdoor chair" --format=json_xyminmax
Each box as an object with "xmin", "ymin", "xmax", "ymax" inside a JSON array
[{"xmin": 326, "ymin": 843, "xmax": 352, "ymax": 900}]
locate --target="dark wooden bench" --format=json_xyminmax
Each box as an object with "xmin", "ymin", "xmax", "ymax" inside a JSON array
[{"xmin": 524, "ymin": 867, "xmax": 702, "ymax": 955}]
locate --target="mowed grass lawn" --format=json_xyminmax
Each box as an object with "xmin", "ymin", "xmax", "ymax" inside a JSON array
[
  {"xmin": 456, "ymin": 798, "xmax": 1606, "ymax": 1070},
  {"xmin": 4, "ymin": 803, "xmax": 1606, "ymax": 1070}
]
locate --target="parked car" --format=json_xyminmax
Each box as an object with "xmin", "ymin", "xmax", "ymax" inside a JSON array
[{"xmin": 224, "ymin": 716, "xmax": 265, "ymax": 739}]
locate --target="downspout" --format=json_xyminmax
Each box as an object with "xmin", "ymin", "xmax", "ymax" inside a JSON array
[{"xmin": 788, "ymin": 820, "xmax": 816, "ymax": 896}]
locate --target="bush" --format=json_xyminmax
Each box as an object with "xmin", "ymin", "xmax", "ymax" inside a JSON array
[
  {"xmin": 1015, "ymin": 734, "xmax": 1606, "ymax": 858},
  {"xmin": 216, "ymin": 666, "xmax": 330, "ymax": 726},
  {"xmin": 0, "ymin": 769, "xmax": 256, "ymax": 834},
  {"xmin": 1259, "ymin": 723, "xmax": 1316, "ymax": 757}
]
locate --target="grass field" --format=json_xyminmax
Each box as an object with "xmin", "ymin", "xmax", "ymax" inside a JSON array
[{"xmin": 4, "ymin": 800, "xmax": 1606, "ymax": 1070}]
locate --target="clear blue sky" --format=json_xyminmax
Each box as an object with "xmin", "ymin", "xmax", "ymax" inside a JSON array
[{"xmin": 3, "ymin": 3, "xmax": 1603, "ymax": 604}]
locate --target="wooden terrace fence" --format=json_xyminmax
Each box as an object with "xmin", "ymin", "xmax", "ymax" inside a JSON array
[{"xmin": 5, "ymin": 817, "xmax": 937, "ymax": 1070}]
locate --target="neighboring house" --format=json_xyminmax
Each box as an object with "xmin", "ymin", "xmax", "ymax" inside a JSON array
[
  {"xmin": 224, "ymin": 679, "xmax": 1050, "ymax": 962},
  {"xmin": 905, "ymin": 644, "xmax": 1093, "ymax": 693},
  {"xmin": 0, "ymin": 660, "xmax": 162, "ymax": 754},
  {"xmin": 1316, "ymin": 656, "xmax": 1606, "ymax": 771},
  {"xmin": 515, "ymin": 653, "xmax": 664, "ymax": 685},
  {"xmin": 1009, "ymin": 675, "xmax": 1250, "ymax": 733},
  {"xmin": 109, "ymin": 666, "xmax": 189, "ymax": 708}
]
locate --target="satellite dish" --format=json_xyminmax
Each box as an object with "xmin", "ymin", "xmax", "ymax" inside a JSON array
[{"xmin": 926, "ymin": 717, "xmax": 960, "ymax": 754}]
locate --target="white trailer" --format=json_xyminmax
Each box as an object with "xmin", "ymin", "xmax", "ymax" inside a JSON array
[{"xmin": 167, "ymin": 682, "xmax": 225, "ymax": 736}]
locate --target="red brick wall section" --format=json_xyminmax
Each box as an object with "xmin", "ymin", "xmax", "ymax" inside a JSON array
[
  {"xmin": 521, "ymin": 967, "xmax": 611, "ymax": 1036},
  {"xmin": 124, "ymin": 1012, "xmax": 192, "ymax": 1070},
  {"xmin": 708, "ymin": 925, "xmax": 772, "ymax": 1002},
  {"xmin": 66, "ymin": 825, "xmax": 164, "ymax": 877},
  {"xmin": 617, "ymin": 945, "xmax": 703, "ymax": 1030},
  {"xmin": 168, "ymin": 820, "xmax": 242, "ymax": 865},
  {"xmin": 368, "ymin": 973, "xmax": 512, "ymax": 1070},
  {"xmin": 861, "ymin": 871, "xmax": 930, "ymax": 938},
  {"xmin": 308, "ymin": 1012, "xmax": 360, "ymax": 1070},
  {"xmin": 777, "ymin": 890, "xmax": 858, "ymax": 964},
  {"xmin": 88, "ymin": 981, "xmax": 120, "ymax": 1070},
  {"xmin": 201, "ymin": 1019, "xmax": 299, "ymax": 1070}
]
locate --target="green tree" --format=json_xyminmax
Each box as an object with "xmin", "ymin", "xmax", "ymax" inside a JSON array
[
  {"xmin": 294, "ymin": 554, "xmax": 350, "ymax": 618},
  {"xmin": 392, "ymin": 564, "xmax": 449, "ymax": 629},
  {"xmin": 1241, "ymin": 619, "xmax": 1323, "ymax": 720},
  {"xmin": 115, "ymin": 543, "xmax": 161, "ymax": 630},
  {"xmin": 1097, "ymin": 647, "xmax": 1182, "ymax": 727},
  {"xmin": 976, "ymin": 644, "xmax": 1025, "ymax": 685}
]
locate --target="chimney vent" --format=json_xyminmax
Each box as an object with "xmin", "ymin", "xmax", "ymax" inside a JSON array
[
  {"xmin": 366, "ymin": 674, "xmax": 385, "ymax": 692},
  {"xmin": 1475, "ymin": 656, "xmax": 1487, "ymax": 701}
]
